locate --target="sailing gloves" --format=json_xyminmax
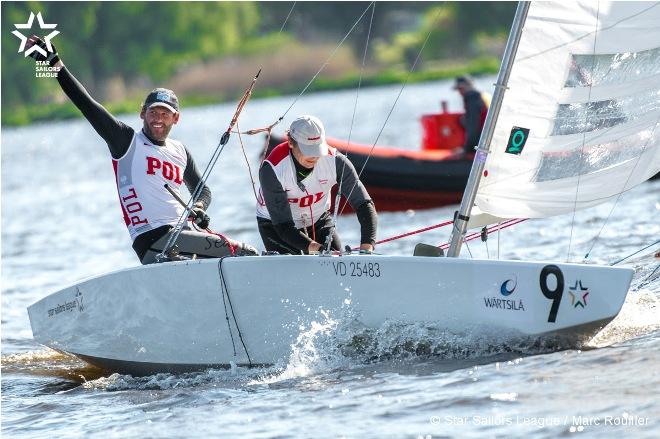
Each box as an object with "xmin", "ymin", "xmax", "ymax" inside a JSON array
[
  {"xmin": 191, "ymin": 206, "xmax": 210, "ymax": 229},
  {"xmin": 25, "ymin": 35, "xmax": 60, "ymax": 67}
]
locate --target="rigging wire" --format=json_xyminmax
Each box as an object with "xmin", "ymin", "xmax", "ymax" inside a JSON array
[
  {"xmin": 238, "ymin": 2, "xmax": 375, "ymax": 159},
  {"xmin": 239, "ymin": 5, "xmax": 528, "ymax": 253},
  {"xmin": 239, "ymin": 5, "xmax": 474, "ymax": 254},
  {"xmin": 326, "ymin": 1, "xmax": 376, "ymax": 252},
  {"xmin": 567, "ymin": 2, "xmax": 601, "ymax": 262},
  {"xmin": 642, "ymin": 264, "xmax": 660, "ymax": 285},
  {"xmin": 582, "ymin": 114, "xmax": 660, "ymax": 261},
  {"xmin": 279, "ymin": 2, "xmax": 297, "ymax": 33},
  {"xmin": 340, "ymin": 6, "xmax": 445, "ymax": 213},
  {"xmin": 157, "ymin": 70, "xmax": 261, "ymax": 260},
  {"xmin": 464, "ymin": 239, "xmax": 474, "ymax": 259},
  {"xmin": 609, "ymin": 239, "xmax": 660, "ymax": 266},
  {"xmin": 497, "ymin": 221, "xmax": 501, "ymax": 259},
  {"xmin": 278, "ymin": 2, "xmax": 375, "ymax": 126}
]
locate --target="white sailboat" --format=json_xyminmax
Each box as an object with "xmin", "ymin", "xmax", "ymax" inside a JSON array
[{"xmin": 28, "ymin": 1, "xmax": 660, "ymax": 375}]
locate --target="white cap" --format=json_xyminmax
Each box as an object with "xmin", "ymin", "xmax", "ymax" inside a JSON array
[{"xmin": 289, "ymin": 115, "xmax": 329, "ymax": 157}]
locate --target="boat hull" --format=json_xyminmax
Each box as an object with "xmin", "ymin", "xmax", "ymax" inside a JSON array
[{"xmin": 28, "ymin": 255, "xmax": 633, "ymax": 375}]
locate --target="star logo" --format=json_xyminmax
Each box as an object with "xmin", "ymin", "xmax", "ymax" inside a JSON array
[
  {"xmin": 568, "ymin": 280, "xmax": 589, "ymax": 308},
  {"xmin": 12, "ymin": 12, "xmax": 59, "ymax": 58},
  {"xmin": 75, "ymin": 287, "xmax": 85, "ymax": 312}
]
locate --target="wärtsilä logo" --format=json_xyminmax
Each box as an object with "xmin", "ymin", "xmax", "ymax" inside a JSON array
[
  {"xmin": 484, "ymin": 276, "xmax": 524, "ymax": 311},
  {"xmin": 500, "ymin": 277, "xmax": 517, "ymax": 296}
]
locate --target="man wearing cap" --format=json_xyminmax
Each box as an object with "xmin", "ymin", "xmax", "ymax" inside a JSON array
[
  {"xmin": 25, "ymin": 36, "xmax": 258, "ymax": 263},
  {"xmin": 453, "ymin": 75, "xmax": 490, "ymax": 156},
  {"xmin": 257, "ymin": 115, "xmax": 377, "ymax": 254}
]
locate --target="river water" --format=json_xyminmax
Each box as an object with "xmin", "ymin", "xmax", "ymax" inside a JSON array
[{"xmin": 2, "ymin": 78, "xmax": 659, "ymax": 438}]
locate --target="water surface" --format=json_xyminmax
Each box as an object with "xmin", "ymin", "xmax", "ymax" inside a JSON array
[{"xmin": 2, "ymin": 78, "xmax": 659, "ymax": 438}]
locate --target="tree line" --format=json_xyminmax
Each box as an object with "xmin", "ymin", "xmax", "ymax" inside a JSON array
[{"xmin": 1, "ymin": 2, "xmax": 515, "ymax": 123}]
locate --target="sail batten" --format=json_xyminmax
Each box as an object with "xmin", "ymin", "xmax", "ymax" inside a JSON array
[{"xmin": 475, "ymin": 1, "xmax": 660, "ymax": 219}]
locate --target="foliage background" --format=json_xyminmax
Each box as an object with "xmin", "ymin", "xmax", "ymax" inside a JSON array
[{"xmin": 1, "ymin": 1, "xmax": 516, "ymax": 125}]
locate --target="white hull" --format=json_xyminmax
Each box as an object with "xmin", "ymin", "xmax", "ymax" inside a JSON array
[{"xmin": 28, "ymin": 255, "xmax": 633, "ymax": 375}]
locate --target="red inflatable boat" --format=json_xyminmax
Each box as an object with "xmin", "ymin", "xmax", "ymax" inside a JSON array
[{"xmin": 266, "ymin": 106, "xmax": 474, "ymax": 212}]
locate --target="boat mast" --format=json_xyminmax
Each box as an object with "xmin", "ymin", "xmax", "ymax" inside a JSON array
[{"xmin": 447, "ymin": 1, "xmax": 530, "ymax": 258}]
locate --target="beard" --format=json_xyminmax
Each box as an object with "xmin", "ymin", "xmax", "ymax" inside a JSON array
[{"xmin": 143, "ymin": 121, "xmax": 172, "ymax": 141}]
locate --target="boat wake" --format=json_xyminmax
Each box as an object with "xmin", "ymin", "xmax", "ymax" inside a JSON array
[
  {"xmin": 80, "ymin": 366, "xmax": 267, "ymax": 392},
  {"xmin": 1, "ymin": 349, "xmax": 107, "ymax": 384},
  {"xmin": 589, "ymin": 260, "xmax": 660, "ymax": 347},
  {"xmin": 255, "ymin": 301, "xmax": 587, "ymax": 386}
]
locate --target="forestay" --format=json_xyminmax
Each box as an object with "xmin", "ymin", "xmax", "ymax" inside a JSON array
[{"xmin": 475, "ymin": 1, "xmax": 660, "ymax": 218}]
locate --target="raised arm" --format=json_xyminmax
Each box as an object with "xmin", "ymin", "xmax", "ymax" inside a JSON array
[{"xmin": 26, "ymin": 35, "xmax": 134, "ymax": 159}]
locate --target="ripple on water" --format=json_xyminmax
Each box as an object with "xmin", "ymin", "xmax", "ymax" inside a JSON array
[{"xmin": 2, "ymin": 87, "xmax": 659, "ymax": 438}]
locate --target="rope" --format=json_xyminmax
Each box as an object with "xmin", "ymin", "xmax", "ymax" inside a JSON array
[
  {"xmin": 218, "ymin": 258, "xmax": 238, "ymax": 357},
  {"xmin": 375, "ymin": 219, "xmax": 453, "ymax": 246},
  {"xmin": 206, "ymin": 228, "xmax": 236, "ymax": 256},
  {"xmin": 440, "ymin": 218, "xmax": 526, "ymax": 250},
  {"xmin": 218, "ymin": 257, "xmax": 253, "ymax": 366},
  {"xmin": 235, "ymin": 121, "xmax": 260, "ymax": 202},
  {"xmin": 610, "ymin": 239, "xmax": 660, "ymax": 266},
  {"xmin": 348, "ymin": 218, "xmax": 526, "ymax": 252},
  {"xmin": 353, "ymin": 218, "xmax": 527, "ymax": 251}
]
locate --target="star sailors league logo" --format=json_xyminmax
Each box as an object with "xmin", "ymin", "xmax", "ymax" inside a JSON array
[
  {"xmin": 568, "ymin": 280, "xmax": 589, "ymax": 308},
  {"xmin": 12, "ymin": 12, "xmax": 59, "ymax": 57},
  {"xmin": 12, "ymin": 11, "xmax": 61, "ymax": 78}
]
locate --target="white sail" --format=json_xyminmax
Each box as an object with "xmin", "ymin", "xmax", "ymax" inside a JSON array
[{"xmin": 475, "ymin": 1, "xmax": 660, "ymax": 218}]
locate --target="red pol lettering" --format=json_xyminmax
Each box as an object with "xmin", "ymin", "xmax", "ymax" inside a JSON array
[
  {"xmin": 146, "ymin": 156, "xmax": 183, "ymax": 184},
  {"xmin": 120, "ymin": 187, "xmax": 148, "ymax": 226},
  {"xmin": 289, "ymin": 192, "xmax": 325, "ymax": 208}
]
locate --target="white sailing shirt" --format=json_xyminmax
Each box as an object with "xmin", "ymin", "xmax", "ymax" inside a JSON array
[
  {"xmin": 112, "ymin": 130, "xmax": 187, "ymax": 241},
  {"xmin": 256, "ymin": 144, "xmax": 338, "ymax": 228}
]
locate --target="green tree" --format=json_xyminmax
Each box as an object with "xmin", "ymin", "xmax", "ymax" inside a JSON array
[{"xmin": 2, "ymin": 1, "xmax": 260, "ymax": 107}]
